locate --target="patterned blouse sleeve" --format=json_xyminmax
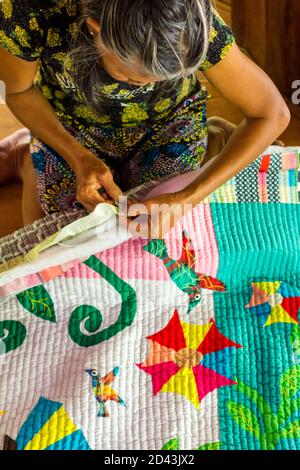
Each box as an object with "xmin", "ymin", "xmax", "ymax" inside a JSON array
[
  {"xmin": 199, "ymin": 9, "xmax": 235, "ymax": 72},
  {"xmin": 0, "ymin": 0, "xmax": 45, "ymax": 61}
]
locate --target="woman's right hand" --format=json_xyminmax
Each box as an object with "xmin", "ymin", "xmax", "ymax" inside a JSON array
[{"xmin": 72, "ymin": 150, "xmax": 123, "ymax": 213}]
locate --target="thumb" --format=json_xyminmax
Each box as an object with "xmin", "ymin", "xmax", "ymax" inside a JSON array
[{"xmin": 105, "ymin": 180, "xmax": 124, "ymax": 203}]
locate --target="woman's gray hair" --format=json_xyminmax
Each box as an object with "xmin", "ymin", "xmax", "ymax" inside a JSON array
[{"xmin": 68, "ymin": 0, "xmax": 213, "ymax": 113}]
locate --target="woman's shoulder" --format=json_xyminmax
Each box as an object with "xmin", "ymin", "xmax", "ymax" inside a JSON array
[{"xmin": 0, "ymin": 0, "xmax": 79, "ymax": 62}]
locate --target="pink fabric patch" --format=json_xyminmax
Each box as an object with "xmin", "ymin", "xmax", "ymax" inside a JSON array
[
  {"xmin": 137, "ymin": 361, "xmax": 180, "ymax": 396},
  {"xmin": 245, "ymin": 284, "xmax": 270, "ymax": 307},
  {"xmin": 0, "ymin": 260, "xmax": 81, "ymax": 297},
  {"xmin": 259, "ymin": 172, "xmax": 268, "ymax": 203},
  {"xmin": 193, "ymin": 364, "xmax": 236, "ymax": 401},
  {"xmin": 64, "ymin": 204, "xmax": 219, "ymax": 281},
  {"xmin": 0, "ymin": 273, "xmax": 41, "ymax": 297},
  {"xmin": 281, "ymin": 153, "xmax": 298, "ymax": 171}
]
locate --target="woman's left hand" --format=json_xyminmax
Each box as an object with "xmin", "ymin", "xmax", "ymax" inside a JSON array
[{"xmin": 125, "ymin": 191, "xmax": 194, "ymax": 239}]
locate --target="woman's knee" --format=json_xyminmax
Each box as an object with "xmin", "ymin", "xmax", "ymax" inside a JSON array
[
  {"xmin": 0, "ymin": 128, "xmax": 31, "ymax": 182},
  {"xmin": 20, "ymin": 148, "xmax": 35, "ymax": 182}
]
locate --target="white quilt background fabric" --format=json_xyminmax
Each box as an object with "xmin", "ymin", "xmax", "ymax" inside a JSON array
[{"xmin": 0, "ymin": 274, "xmax": 218, "ymax": 450}]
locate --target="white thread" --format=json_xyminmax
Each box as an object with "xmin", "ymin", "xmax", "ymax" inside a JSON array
[
  {"xmin": 0, "ymin": 296, "xmax": 11, "ymax": 306},
  {"xmin": 56, "ymin": 241, "xmax": 76, "ymax": 248}
]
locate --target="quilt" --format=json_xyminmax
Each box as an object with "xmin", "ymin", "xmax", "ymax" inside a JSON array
[{"xmin": 0, "ymin": 147, "xmax": 299, "ymax": 451}]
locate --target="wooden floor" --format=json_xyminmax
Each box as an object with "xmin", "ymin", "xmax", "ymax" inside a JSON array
[{"xmin": 0, "ymin": 1, "xmax": 299, "ymax": 237}]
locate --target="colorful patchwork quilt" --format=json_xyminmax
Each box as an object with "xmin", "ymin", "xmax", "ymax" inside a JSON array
[{"xmin": 0, "ymin": 147, "xmax": 299, "ymax": 451}]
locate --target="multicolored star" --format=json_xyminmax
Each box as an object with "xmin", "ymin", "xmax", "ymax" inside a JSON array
[
  {"xmin": 245, "ymin": 281, "xmax": 300, "ymax": 327},
  {"xmin": 137, "ymin": 310, "xmax": 242, "ymax": 408}
]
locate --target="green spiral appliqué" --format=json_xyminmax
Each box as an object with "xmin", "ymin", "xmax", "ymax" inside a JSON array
[{"xmin": 69, "ymin": 256, "xmax": 137, "ymax": 347}]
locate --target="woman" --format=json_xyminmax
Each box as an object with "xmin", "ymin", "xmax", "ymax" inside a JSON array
[{"xmin": 0, "ymin": 0, "xmax": 290, "ymax": 237}]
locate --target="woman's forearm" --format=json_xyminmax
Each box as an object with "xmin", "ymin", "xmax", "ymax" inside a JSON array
[
  {"xmin": 183, "ymin": 113, "xmax": 290, "ymax": 205},
  {"xmin": 5, "ymin": 84, "xmax": 124, "ymax": 207},
  {"xmin": 6, "ymin": 85, "xmax": 88, "ymax": 169}
]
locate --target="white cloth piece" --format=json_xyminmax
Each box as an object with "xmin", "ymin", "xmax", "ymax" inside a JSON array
[{"xmin": 0, "ymin": 213, "xmax": 132, "ymax": 288}]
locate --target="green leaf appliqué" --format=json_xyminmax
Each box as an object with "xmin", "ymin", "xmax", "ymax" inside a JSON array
[
  {"xmin": 16, "ymin": 286, "xmax": 56, "ymax": 322},
  {"xmin": 280, "ymin": 366, "xmax": 300, "ymax": 401},
  {"xmin": 291, "ymin": 325, "xmax": 300, "ymax": 363},
  {"xmin": 227, "ymin": 401, "xmax": 262, "ymax": 439},
  {"xmin": 162, "ymin": 438, "xmax": 180, "ymax": 450},
  {"xmin": 197, "ymin": 442, "xmax": 221, "ymax": 450},
  {"xmin": 280, "ymin": 420, "xmax": 300, "ymax": 439}
]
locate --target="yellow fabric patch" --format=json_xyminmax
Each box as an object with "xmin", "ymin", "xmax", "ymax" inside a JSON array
[
  {"xmin": 68, "ymin": 22, "xmax": 78, "ymax": 38},
  {"xmin": 48, "ymin": 0, "xmax": 77, "ymax": 17},
  {"xmin": 52, "ymin": 52, "xmax": 68, "ymax": 63},
  {"xmin": 264, "ymin": 305, "xmax": 298, "ymax": 327},
  {"xmin": 181, "ymin": 321, "xmax": 212, "ymax": 351},
  {"xmin": 154, "ymin": 98, "xmax": 172, "ymax": 114},
  {"xmin": 160, "ymin": 367, "xmax": 200, "ymax": 409},
  {"xmin": 15, "ymin": 26, "xmax": 31, "ymax": 48},
  {"xmin": 176, "ymin": 77, "xmax": 191, "ymax": 105},
  {"xmin": 209, "ymin": 27, "xmax": 218, "ymax": 43},
  {"xmin": 200, "ymin": 59, "xmax": 212, "ymax": 72},
  {"xmin": 122, "ymin": 103, "xmax": 149, "ymax": 123},
  {"xmin": 0, "ymin": 0, "xmax": 13, "ymax": 19},
  {"xmin": 221, "ymin": 42, "xmax": 234, "ymax": 60},
  {"xmin": 47, "ymin": 29, "xmax": 62, "ymax": 47},
  {"xmin": 116, "ymin": 89, "xmax": 132, "ymax": 98},
  {"xmin": 24, "ymin": 406, "xmax": 77, "ymax": 450},
  {"xmin": 74, "ymin": 104, "xmax": 110, "ymax": 124},
  {"xmin": 96, "ymin": 115, "xmax": 111, "ymax": 125},
  {"xmin": 0, "ymin": 30, "xmax": 22, "ymax": 56},
  {"xmin": 255, "ymin": 281, "xmax": 282, "ymax": 295},
  {"xmin": 101, "ymin": 84, "xmax": 119, "ymax": 95},
  {"xmin": 29, "ymin": 17, "xmax": 40, "ymax": 31},
  {"xmin": 64, "ymin": 0, "xmax": 77, "ymax": 16}
]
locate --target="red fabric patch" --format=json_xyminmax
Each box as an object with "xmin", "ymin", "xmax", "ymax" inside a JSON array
[
  {"xmin": 136, "ymin": 362, "xmax": 180, "ymax": 395},
  {"xmin": 281, "ymin": 297, "xmax": 300, "ymax": 323},
  {"xmin": 198, "ymin": 320, "xmax": 242, "ymax": 355},
  {"xmin": 259, "ymin": 155, "xmax": 271, "ymax": 173},
  {"xmin": 147, "ymin": 310, "xmax": 186, "ymax": 352}
]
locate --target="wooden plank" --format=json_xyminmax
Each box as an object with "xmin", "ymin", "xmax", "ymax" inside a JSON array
[
  {"xmin": 216, "ymin": 0, "xmax": 232, "ymax": 25},
  {"xmin": 232, "ymin": 0, "xmax": 300, "ymax": 117},
  {"xmin": 232, "ymin": 0, "xmax": 267, "ymax": 66}
]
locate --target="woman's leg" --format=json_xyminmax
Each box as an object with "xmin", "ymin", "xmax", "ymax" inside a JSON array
[
  {"xmin": 204, "ymin": 116, "xmax": 285, "ymax": 166},
  {"xmin": 203, "ymin": 116, "xmax": 237, "ymax": 165},
  {"xmin": 0, "ymin": 128, "xmax": 45, "ymax": 225},
  {"xmin": 20, "ymin": 149, "xmax": 45, "ymax": 225},
  {"xmin": 0, "ymin": 128, "xmax": 31, "ymax": 184}
]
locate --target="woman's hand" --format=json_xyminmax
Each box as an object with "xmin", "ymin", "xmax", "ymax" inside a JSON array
[
  {"xmin": 73, "ymin": 151, "xmax": 123, "ymax": 212},
  {"xmin": 125, "ymin": 191, "xmax": 194, "ymax": 239}
]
